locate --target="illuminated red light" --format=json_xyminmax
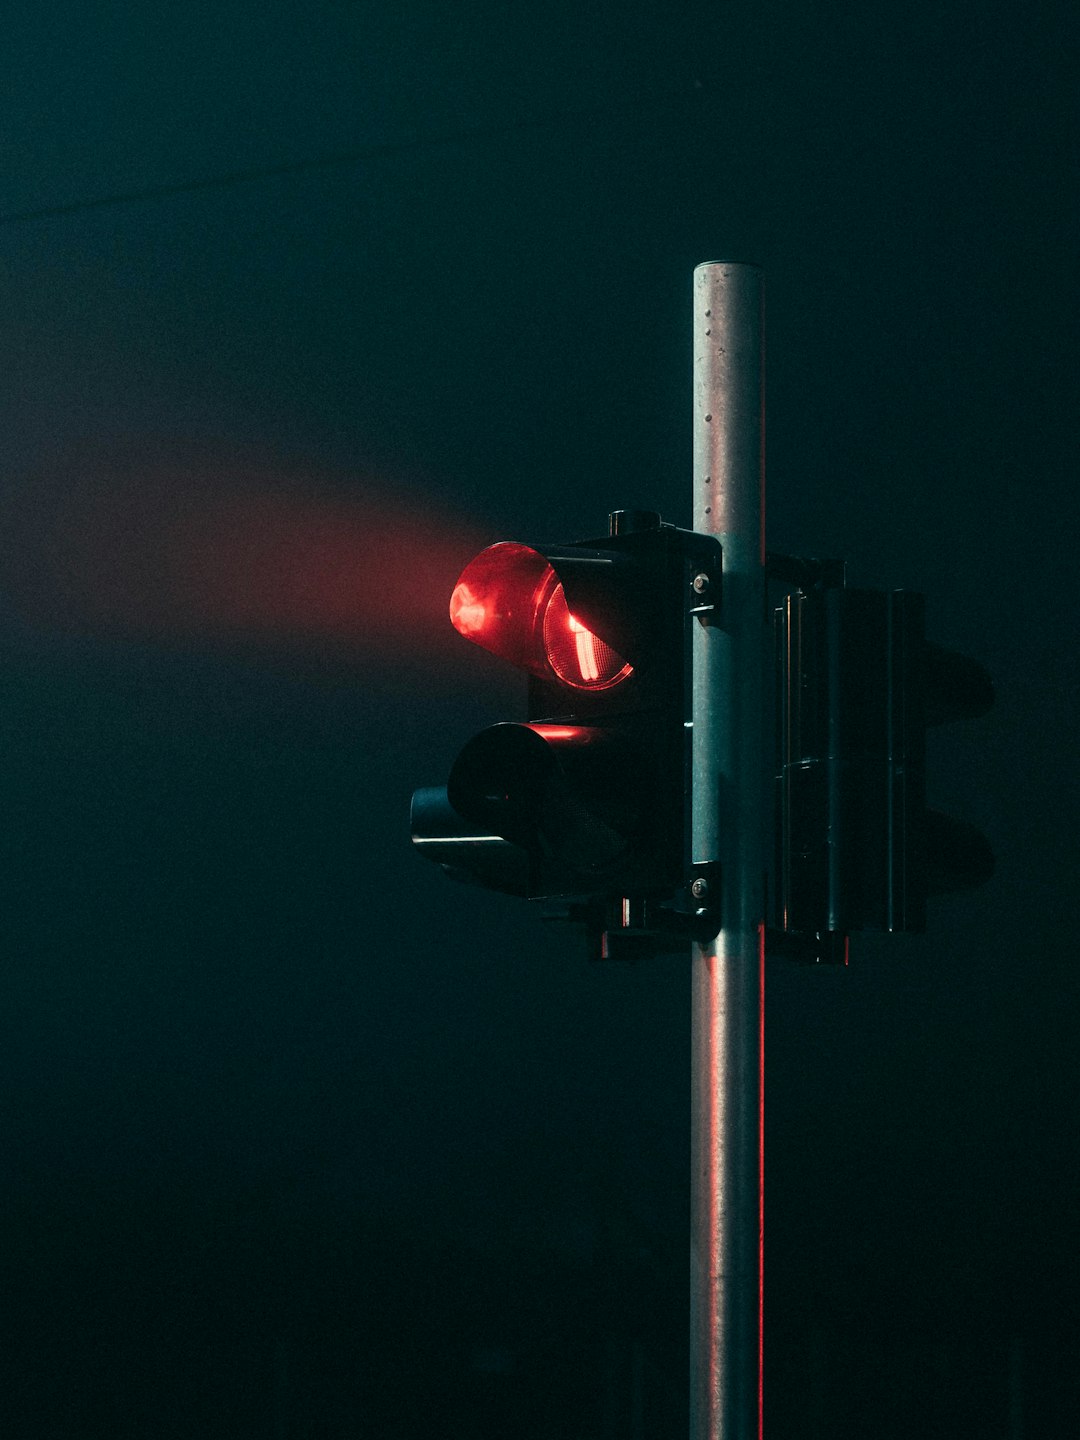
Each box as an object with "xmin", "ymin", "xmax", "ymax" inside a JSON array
[
  {"xmin": 541, "ymin": 581, "xmax": 633, "ymax": 691},
  {"xmin": 448, "ymin": 582, "xmax": 489, "ymax": 637},
  {"xmin": 571, "ymin": 616, "xmax": 598, "ymax": 681},
  {"xmin": 449, "ymin": 543, "xmax": 632, "ymax": 691}
]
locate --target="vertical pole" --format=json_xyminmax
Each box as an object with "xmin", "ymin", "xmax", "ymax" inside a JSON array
[{"xmin": 690, "ymin": 262, "xmax": 766, "ymax": 1439}]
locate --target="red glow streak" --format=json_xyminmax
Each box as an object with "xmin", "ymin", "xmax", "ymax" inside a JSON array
[
  {"xmin": 0, "ymin": 444, "xmax": 487, "ymax": 662},
  {"xmin": 701, "ymin": 950, "xmax": 719, "ymax": 1436},
  {"xmin": 700, "ymin": 936, "xmax": 765, "ymax": 1438},
  {"xmin": 758, "ymin": 920, "xmax": 765, "ymax": 1440},
  {"xmin": 568, "ymin": 613, "xmax": 600, "ymax": 682}
]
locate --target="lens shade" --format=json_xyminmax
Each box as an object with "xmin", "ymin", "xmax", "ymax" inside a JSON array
[
  {"xmin": 448, "ymin": 722, "xmax": 642, "ymax": 880},
  {"xmin": 541, "ymin": 582, "xmax": 633, "ymax": 691},
  {"xmin": 449, "ymin": 542, "xmax": 632, "ymax": 691}
]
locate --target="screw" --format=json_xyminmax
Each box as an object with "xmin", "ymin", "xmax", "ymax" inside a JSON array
[
  {"xmin": 692, "ymin": 572, "xmax": 710, "ymax": 595},
  {"xmin": 690, "ymin": 877, "xmax": 709, "ymax": 900}
]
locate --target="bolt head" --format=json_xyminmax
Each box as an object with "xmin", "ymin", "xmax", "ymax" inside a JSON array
[
  {"xmin": 690, "ymin": 877, "xmax": 709, "ymax": 900},
  {"xmin": 692, "ymin": 573, "xmax": 710, "ymax": 595}
]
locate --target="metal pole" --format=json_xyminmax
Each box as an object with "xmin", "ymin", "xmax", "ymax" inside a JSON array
[{"xmin": 689, "ymin": 262, "xmax": 766, "ymax": 1439}]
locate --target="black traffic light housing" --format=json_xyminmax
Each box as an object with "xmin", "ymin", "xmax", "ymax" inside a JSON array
[
  {"xmin": 410, "ymin": 509, "xmax": 722, "ymax": 959},
  {"xmin": 769, "ymin": 556, "xmax": 994, "ymax": 963}
]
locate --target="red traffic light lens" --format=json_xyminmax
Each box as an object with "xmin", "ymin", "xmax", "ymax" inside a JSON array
[
  {"xmin": 540, "ymin": 579, "xmax": 632, "ymax": 691},
  {"xmin": 449, "ymin": 542, "xmax": 632, "ymax": 691}
]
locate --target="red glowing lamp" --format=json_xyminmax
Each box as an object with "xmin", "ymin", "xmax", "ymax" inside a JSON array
[{"xmin": 449, "ymin": 541, "xmax": 632, "ymax": 691}]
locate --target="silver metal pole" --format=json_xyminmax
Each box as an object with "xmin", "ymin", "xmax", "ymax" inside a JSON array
[{"xmin": 690, "ymin": 262, "xmax": 766, "ymax": 1439}]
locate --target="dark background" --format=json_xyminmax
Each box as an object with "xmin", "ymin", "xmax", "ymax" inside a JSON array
[{"xmin": 1, "ymin": 4, "xmax": 1077, "ymax": 1436}]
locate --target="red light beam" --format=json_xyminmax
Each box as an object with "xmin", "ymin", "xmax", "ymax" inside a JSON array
[{"xmin": 0, "ymin": 444, "xmax": 489, "ymax": 668}]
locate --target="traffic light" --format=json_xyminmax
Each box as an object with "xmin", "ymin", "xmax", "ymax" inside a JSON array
[
  {"xmin": 412, "ymin": 521, "xmax": 994, "ymax": 965},
  {"xmin": 770, "ymin": 561, "xmax": 994, "ymax": 961},
  {"xmin": 410, "ymin": 509, "xmax": 723, "ymax": 958}
]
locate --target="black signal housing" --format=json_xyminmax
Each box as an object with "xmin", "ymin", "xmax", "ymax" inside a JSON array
[
  {"xmin": 412, "ymin": 509, "xmax": 720, "ymax": 958},
  {"xmin": 770, "ymin": 559, "xmax": 994, "ymax": 962}
]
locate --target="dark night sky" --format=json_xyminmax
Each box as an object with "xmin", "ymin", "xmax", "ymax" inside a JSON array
[{"xmin": 1, "ymin": 4, "xmax": 1077, "ymax": 1436}]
